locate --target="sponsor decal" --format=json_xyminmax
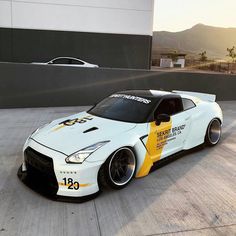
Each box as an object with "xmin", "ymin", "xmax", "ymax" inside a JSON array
[
  {"xmin": 136, "ymin": 122, "xmax": 186, "ymax": 177},
  {"xmin": 157, "ymin": 124, "xmax": 186, "ymax": 145},
  {"xmin": 52, "ymin": 115, "xmax": 93, "ymax": 132},
  {"xmin": 58, "ymin": 178, "xmax": 91, "ymax": 189},
  {"xmin": 136, "ymin": 120, "xmax": 172, "ymax": 177},
  {"xmin": 110, "ymin": 94, "xmax": 151, "ymax": 104}
]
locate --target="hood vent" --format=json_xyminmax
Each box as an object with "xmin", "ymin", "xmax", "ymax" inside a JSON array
[{"xmin": 83, "ymin": 127, "xmax": 98, "ymax": 133}]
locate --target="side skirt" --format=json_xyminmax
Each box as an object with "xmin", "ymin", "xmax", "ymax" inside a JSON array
[{"xmin": 150, "ymin": 144, "xmax": 205, "ymax": 173}]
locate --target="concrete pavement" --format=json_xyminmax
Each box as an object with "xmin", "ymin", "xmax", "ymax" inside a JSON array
[{"xmin": 0, "ymin": 102, "xmax": 235, "ymax": 236}]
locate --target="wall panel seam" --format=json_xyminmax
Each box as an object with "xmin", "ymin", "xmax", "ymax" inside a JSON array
[{"xmin": 12, "ymin": 0, "xmax": 152, "ymax": 12}]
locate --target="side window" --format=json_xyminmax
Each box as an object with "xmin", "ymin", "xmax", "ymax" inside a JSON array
[
  {"xmin": 155, "ymin": 98, "xmax": 183, "ymax": 117},
  {"xmin": 182, "ymin": 98, "xmax": 196, "ymax": 110},
  {"xmin": 51, "ymin": 58, "xmax": 70, "ymax": 64},
  {"xmin": 71, "ymin": 59, "xmax": 84, "ymax": 65}
]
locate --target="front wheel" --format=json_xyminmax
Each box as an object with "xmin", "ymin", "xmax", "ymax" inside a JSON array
[
  {"xmin": 98, "ymin": 147, "xmax": 136, "ymax": 190},
  {"xmin": 205, "ymin": 118, "xmax": 222, "ymax": 146}
]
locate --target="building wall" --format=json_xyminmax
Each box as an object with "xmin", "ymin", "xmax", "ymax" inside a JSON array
[
  {"xmin": 160, "ymin": 58, "xmax": 185, "ymax": 68},
  {"xmin": 0, "ymin": 0, "xmax": 154, "ymax": 35},
  {"xmin": 0, "ymin": 62, "xmax": 235, "ymax": 108},
  {"xmin": 0, "ymin": 0, "xmax": 154, "ymax": 69},
  {"xmin": 160, "ymin": 58, "xmax": 172, "ymax": 68},
  {"xmin": 174, "ymin": 59, "xmax": 185, "ymax": 68}
]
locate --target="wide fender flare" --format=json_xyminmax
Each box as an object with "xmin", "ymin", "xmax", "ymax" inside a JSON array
[
  {"xmin": 183, "ymin": 102, "xmax": 223, "ymax": 150},
  {"xmin": 85, "ymin": 132, "xmax": 147, "ymax": 175}
]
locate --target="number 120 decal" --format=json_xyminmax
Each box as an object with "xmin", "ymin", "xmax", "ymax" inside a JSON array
[{"xmin": 63, "ymin": 177, "xmax": 79, "ymax": 190}]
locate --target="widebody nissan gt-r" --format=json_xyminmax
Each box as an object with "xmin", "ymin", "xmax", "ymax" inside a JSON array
[{"xmin": 18, "ymin": 90, "xmax": 223, "ymax": 201}]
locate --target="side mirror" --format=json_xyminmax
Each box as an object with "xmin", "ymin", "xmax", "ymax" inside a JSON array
[{"xmin": 155, "ymin": 114, "xmax": 170, "ymax": 126}]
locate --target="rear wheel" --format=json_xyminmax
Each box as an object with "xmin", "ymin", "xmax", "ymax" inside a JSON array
[
  {"xmin": 99, "ymin": 147, "xmax": 136, "ymax": 189},
  {"xmin": 205, "ymin": 118, "xmax": 221, "ymax": 146}
]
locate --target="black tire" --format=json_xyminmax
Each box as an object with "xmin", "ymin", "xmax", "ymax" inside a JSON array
[
  {"xmin": 98, "ymin": 147, "xmax": 136, "ymax": 190},
  {"xmin": 205, "ymin": 118, "xmax": 222, "ymax": 146}
]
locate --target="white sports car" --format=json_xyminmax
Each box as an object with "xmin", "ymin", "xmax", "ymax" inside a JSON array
[
  {"xmin": 32, "ymin": 57, "xmax": 99, "ymax": 68},
  {"xmin": 18, "ymin": 90, "xmax": 223, "ymax": 201}
]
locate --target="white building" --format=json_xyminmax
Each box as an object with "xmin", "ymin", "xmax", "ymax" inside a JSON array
[
  {"xmin": 160, "ymin": 53, "xmax": 186, "ymax": 68},
  {"xmin": 0, "ymin": 0, "xmax": 155, "ymax": 69}
]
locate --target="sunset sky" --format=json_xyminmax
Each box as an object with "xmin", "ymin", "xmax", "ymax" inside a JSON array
[{"xmin": 153, "ymin": 0, "xmax": 236, "ymax": 32}]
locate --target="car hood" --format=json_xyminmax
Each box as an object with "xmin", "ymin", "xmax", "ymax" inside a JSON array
[{"xmin": 31, "ymin": 112, "xmax": 136, "ymax": 155}]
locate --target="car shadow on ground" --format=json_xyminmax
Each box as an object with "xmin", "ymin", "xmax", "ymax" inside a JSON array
[{"xmin": 94, "ymin": 144, "xmax": 220, "ymax": 235}]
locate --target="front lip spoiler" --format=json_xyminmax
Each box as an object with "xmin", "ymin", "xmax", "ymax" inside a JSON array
[{"xmin": 17, "ymin": 165, "xmax": 99, "ymax": 203}]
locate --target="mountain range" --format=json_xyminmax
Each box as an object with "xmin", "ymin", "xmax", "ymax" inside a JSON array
[{"xmin": 152, "ymin": 24, "xmax": 236, "ymax": 59}]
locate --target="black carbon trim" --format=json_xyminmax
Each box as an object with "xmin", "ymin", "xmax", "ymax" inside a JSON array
[
  {"xmin": 83, "ymin": 127, "xmax": 98, "ymax": 133},
  {"xmin": 140, "ymin": 134, "xmax": 148, "ymax": 140},
  {"xmin": 139, "ymin": 134, "xmax": 149, "ymax": 152},
  {"xmin": 150, "ymin": 144, "xmax": 205, "ymax": 172}
]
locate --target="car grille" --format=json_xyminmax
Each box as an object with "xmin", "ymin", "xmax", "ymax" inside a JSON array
[{"xmin": 24, "ymin": 147, "xmax": 58, "ymax": 196}]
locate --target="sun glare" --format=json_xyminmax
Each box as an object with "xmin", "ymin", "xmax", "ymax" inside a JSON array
[{"xmin": 153, "ymin": 0, "xmax": 236, "ymax": 32}]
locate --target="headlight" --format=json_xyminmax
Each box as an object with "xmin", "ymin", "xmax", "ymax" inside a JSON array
[{"xmin": 65, "ymin": 141, "xmax": 110, "ymax": 164}]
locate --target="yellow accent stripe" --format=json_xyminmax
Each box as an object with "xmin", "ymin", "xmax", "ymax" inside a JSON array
[
  {"xmin": 136, "ymin": 119, "xmax": 172, "ymax": 177},
  {"xmin": 58, "ymin": 182, "xmax": 92, "ymax": 188},
  {"xmin": 52, "ymin": 124, "xmax": 65, "ymax": 132}
]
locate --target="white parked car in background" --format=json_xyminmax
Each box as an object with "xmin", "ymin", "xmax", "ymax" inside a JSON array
[
  {"xmin": 32, "ymin": 57, "xmax": 99, "ymax": 68},
  {"xmin": 18, "ymin": 90, "xmax": 223, "ymax": 201}
]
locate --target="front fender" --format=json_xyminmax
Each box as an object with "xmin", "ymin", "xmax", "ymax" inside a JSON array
[{"xmin": 85, "ymin": 131, "xmax": 148, "ymax": 177}]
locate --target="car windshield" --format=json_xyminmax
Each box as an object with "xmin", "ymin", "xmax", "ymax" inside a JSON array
[{"xmin": 88, "ymin": 93, "xmax": 156, "ymax": 123}]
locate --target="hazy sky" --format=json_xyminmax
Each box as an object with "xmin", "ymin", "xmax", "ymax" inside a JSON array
[{"xmin": 153, "ymin": 0, "xmax": 236, "ymax": 32}]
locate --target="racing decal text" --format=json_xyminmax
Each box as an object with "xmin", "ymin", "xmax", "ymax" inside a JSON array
[
  {"xmin": 60, "ymin": 116, "xmax": 93, "ymax": 126},
  {"xmin": 62, "ymin": 177, "xmax": 79, "ymax": 190},
  {"xmin": 157, "ymin": 124, "xmax": 186, "ymax": 144},
  {"xmin": 52, "ymin": 115, "xmax": 93, "ymax": 132},
  {"xmin": 110, "ymin": 94, "xmax": 151, "ymax": 104}
]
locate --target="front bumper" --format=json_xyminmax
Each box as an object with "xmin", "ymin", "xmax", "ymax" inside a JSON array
[
  {"xmin": 17, "ymin": 166, "xmax": 99, "ymax": 202},
  {"xmin": 18, "ymin": 139, "xmax": 102, "ymax": 202}
]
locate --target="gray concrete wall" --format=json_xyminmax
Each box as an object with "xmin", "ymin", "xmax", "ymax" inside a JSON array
[{"xmin": 0, "ymin": 62, "xmax": 236, "ymax": 108}]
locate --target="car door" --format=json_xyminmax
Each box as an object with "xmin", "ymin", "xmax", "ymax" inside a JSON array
[
  {"xmin": 162, "ymin": 104, "xmax": 191, "ymax": 158},
  {"xmin": 144, "ymin": 96, "xmax": 191, "ymax": 163}
]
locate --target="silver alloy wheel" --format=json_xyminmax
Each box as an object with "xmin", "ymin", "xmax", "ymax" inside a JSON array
[
  {"xmin": 208, "ymin": 119, "xmax": 221, "ymax": 145},
  {"xmin": 108, "ymin": 148, "xmax": 136, "ymax": 186}
]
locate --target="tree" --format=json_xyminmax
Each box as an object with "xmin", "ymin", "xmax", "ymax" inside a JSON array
[
  {"xmin": 170, "ymin": 50, "xmax": 178, "ymax": 62},
  {"xmin": 199, "ymin": 51, "xmax": 207, "ymax": 62},
  {"xmin": 226, "ymin": 46, "xmax": 236, "ymax": 62}
]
